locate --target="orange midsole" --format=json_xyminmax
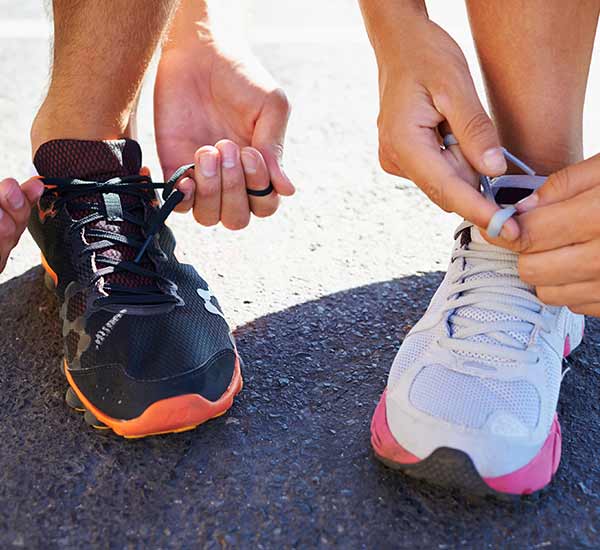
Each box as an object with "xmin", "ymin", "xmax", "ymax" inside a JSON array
[
  {"xmin": 64, "ymin": 356, "xmax": 242, "ymax": 437},
  {"xmin": 41, "ymin": 253, "xmax": 58, "ymax": 286}
]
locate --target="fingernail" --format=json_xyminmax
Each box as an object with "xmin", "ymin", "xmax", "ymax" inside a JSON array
[
  {"xmin": 241, "ymin": 151, "xmax": 257, "ymax": 174},
  {"xmin": 6, "ymin": 184, "xmax": 24, "ymax": 209},
  {"xmin": 482, "ymin": 148, "xmax": 507, "ymax": 174},
  {"xmin": 221, "ymin": 144, "xmax": 238, "ymax": 169},
  {"xmin": 199, "ymin": 153, "xmax": 218, "ymax": 177},
  {"xmin": 500, "ymin": 221, "xmax": 519, "ymax": 241},
  {"xmin": 516, "ymin": 192, "xmax": 539, "ymax": 213}
]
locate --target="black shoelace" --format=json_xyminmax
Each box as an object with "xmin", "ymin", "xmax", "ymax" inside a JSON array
[{"xmin": 41, "ymin": 163, "xmax": 195, "ymax": 309}]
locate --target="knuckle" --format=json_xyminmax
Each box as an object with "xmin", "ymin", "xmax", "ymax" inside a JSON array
[
  {"xmin": 378, "ymin": 138, "xmax": 405, "ymax": 176},
  {"xmin": 570, "ymin": 304, "xmax": 588, "ymax": 315},
  {"xmin": 517, "ymin": 256, "xmax": 537, "ymax": 284},
  {"xmin": 0, "ymin": 217, "xmax": 17, "ymax": 238},
  {"xmin": 461, "ymin": 111, "xmax": 493, "ymax": 142},
  {"xmin": 222, "ymin": 177, "xmax": 244, "ymax": 193},
  {"xmin": 422, "ymin": 181, "xmax": 449, "ymax": 212},
  {"xmin": 591, "ymin": 251, "xmax": 600, "ymax": 276},
  {"xmin": 267, "ymin": 141, "xmax": 285, "ymax": 161},
  {"xmin": 196, "ymin": 180, "xmax": 220, "ymax": 198},
  {"xmin": 516, "ymin": 223, "xmax": 534, "ymax": 253},
  {"xmin": 378, "ymin": 151, "xmax": 397, "ymax": 175},
  {"xmin": 270, "ymin": 88, "xmax": 291, "ymax": 115},
  {"xmin": 536, "ymin": 286, "xmax": 561, "ymax": 306},
  {"xmin": 544, "ymin": 168, "xmax": 571, "ymax": 199}
]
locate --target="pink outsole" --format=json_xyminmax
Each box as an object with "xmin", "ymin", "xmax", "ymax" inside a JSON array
[
  {"xmin": 371, "ymin": 391, "xmax": 562, "ymax": 495},
  {"xmin": 372, "ymin": 332, "xmax": 580, "ymax": 495}
]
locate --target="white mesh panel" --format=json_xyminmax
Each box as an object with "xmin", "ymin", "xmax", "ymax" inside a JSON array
[
  {"xmin": 409, "ymin": 365, "xmax": 541, "ymax": 429},
  {"xmin": 387, "ymin": 332, "xmax": 437, "ymax": 389}
]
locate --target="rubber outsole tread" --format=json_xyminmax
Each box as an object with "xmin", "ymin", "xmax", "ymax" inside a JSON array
[{"xmin": 375, "ymin": 447, "xmax": 542, "ymax": 502}]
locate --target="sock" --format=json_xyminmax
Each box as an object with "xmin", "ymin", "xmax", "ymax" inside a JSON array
[{"xmin": 33, "ymin": 139, "xmax": 141, "ymax": 180}]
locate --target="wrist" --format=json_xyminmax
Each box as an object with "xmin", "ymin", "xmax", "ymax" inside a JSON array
[
  {"xmin": 163, "ymin": 0, "xmax": 214, "ymax": 52},
  {"xmin": 359, "ymin": 1, "xmax": 430, "ymax": 64}
]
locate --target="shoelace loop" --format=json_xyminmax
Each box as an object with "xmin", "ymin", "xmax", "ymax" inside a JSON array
[
  {"xmin": 442, "ymin": 133, "xmax": 537, "ymax": 238},
  {"xmin": 439, "ymin": 221, "xmax": 552, "ymax": 364}
]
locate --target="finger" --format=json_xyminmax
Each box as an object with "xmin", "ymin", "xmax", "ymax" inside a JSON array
[
  {"xmin": 518, "ymin": 239, "xmax": 600, "ymax": 286},
  {"xmin": 398, "ymin": 129, "xmax": 519, "ymax": 240},
  {"xmin": 241, "ymin": 147, "xmax": 279, "ymax": 218},
  {"xmin": 0, "ymin": 178, "xmax": 30, "ymax": 232},
  {"xmin": 192, "ymin": 146, "xmax": 222, "ymax": 226},
  {"xmin": 433, "ymin": 80, "xmax": 506, "ymax": 177},
  {"xmin": 252, "ymin": 88, "xmax": 295, "ymax": 196},
  {"xmin": 0, "ymin": 198, "xmax": 19, "ymax": 269},
  {"xmin": 173, "ymin": 176, "xmax": 195, "ymax": 213},
  {"xmin": 537, "ymin": 281, "xmax": 600, "ymax": 308},
  {"xmin": 570, "ymin": 303, "xmax": 600, "ymax": 317},
  {"xmin": 0, "ymin": 241, "xmax": 13, "ymax": 273},
  {"xmin": 215, "ymin": 140, "xmax": 251, "ymax": 230},
  {"xmin": 158, "ymin": 164, "xmax": 195, "ymax": 214},
  {"xmin": 20, "ymin": 177, "xmax": 45, "ymax": 205},
  {"xmin": 573, "ymin": 301, "xmax": 600, "ymax": 316},
  {"xmin": 440, "ymin": 143, "xmax": 479, "ymax": 189},
  {"xmin": 496, "ymin": 187, "xmax": 600, "ymax": 254},
  {"xmin": 517, "ymin": 153, "xmax": 600, "ymax": 213}
]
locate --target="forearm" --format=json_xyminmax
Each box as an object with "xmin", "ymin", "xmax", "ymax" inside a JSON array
[{"xmin": 358, "ymin": 0, "xmax": 428, "ymax": 62}]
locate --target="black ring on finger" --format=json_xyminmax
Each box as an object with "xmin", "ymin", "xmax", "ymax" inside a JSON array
[{"xmin": 247, "ymin": 182, "xmax": 274, "ymax": 197}]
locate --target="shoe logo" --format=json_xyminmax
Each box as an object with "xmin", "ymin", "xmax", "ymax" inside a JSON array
[{"xmin": 197, "ymin": 287, "xmax": 225, "ymax": 319}]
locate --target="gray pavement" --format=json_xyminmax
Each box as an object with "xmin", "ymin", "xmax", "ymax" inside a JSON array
[{"xmin": 1, "ymin": 2, "xmax": 600, "ymax": 548}]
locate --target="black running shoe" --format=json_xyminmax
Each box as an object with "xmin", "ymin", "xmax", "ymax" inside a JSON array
[{"xmin": 30, "ymin": 139, "xmax": 242, "ymax": 437}]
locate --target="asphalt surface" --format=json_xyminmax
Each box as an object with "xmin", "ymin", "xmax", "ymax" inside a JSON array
[{"xmin": 2, "ymin": 2, "xmax": 600, "ymax": 549}]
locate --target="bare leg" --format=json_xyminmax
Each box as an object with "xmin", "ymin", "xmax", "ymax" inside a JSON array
[
  {"xmin": 466, "ymin": 1, "xmax": 599, "ymax": 174},
  {"xmin": 31, "ymin": 0, "xmax": 180, "ymax": 153}
]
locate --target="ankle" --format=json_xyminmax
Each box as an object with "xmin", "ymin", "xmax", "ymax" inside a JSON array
[
  {"xmin": 31, "ymin": 93, "xmax": 134, "ymax": 157},
  {"xmin": 495, "ymin": 127, "xmax": 583, "ymax": 176}
]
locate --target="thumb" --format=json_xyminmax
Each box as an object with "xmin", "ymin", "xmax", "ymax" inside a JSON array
[
  {"xmin": 252, "ymin": 89, "xmax": 295, "ymax": 196},
  {"xmin": 434, "ymin": 84, "xmax": 506, "ymax": 177},
  {"xmin": 516, "ymin": 154, "xmax": 600, "ymax": 213},
  {"xmin": 20, "ymin": 177, "xmax": 45, "ymax": 205}
]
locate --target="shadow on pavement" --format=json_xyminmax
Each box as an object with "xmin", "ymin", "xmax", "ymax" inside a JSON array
[{"xmin": 1, "ymin": 267, "xmax": 599, "ymax": 549}]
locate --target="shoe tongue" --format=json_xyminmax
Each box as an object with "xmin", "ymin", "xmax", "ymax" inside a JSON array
[
  {"xmin": 466, "ymin": 174, "xmax": 547, "ymax": 245},
  {"xmin": 33, "ymin": 139, "xmax": 142, "ymax": 180},
  {"xmin": 34, "ymin": 139, "xmax": 154, "ymax": 291},
  {"xmin": 451, "ymin": 175, "xmax": 546, "ymax": 359},
  {"xmin": 490, "ymin": 174, "xmax": 547, "ymax": 205}
]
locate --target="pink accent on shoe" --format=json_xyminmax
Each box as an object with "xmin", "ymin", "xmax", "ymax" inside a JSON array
[
  {"xmin": 483, "ymin": 416, "xmax": 561, "ymax": 495},
  {"xmin": 563, "ymin": 335, "xmax": 571, "ymax": 358},
  {"xmin": 370, "ymin": 390, "xmax": 421, "ymax": 465},
  {"xmin": 371, "ymin": 391, "xmax": 562, "ymax": 495}
]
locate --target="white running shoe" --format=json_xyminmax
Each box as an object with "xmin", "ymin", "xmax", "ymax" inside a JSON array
[{"xmin": 371, "ymin": 175, "xmax": 584, "ymax": 497}]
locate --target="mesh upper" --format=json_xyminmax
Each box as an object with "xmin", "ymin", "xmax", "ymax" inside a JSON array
[
  {"xmin": 30, "ymin": 139, "xmax": 235, "ymax": 381},
  {"xmin": 409, "ymin": 365, "xmax": 540, "ymax": 429},
  {"xmin": 388, "ymin": 225, "xmax": 547, "ymax": 432}
]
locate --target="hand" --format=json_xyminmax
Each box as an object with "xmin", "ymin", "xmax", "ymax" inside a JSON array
[
  {"xmin": 489, "ymin": 155, "xmax": 600, "ymax": 316},
  {"xmin": 0, "ymin": 177, "xmax": 44, "ymax": 273},
  {"xmin": 369, "ymin": 16, "xmax": 516, "ymax": 238},
  {"xmin": 154, "ymin": 26, "xmax": 294, "ymax": 230}
]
